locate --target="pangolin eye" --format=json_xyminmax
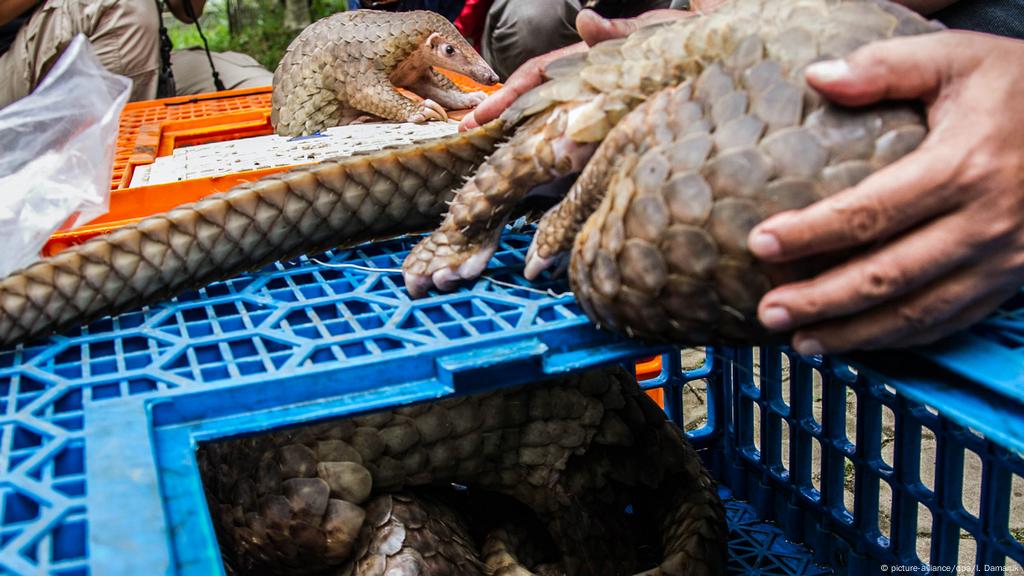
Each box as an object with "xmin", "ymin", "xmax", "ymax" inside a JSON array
[{"xmin": 445, "ymin": 45, "xmax": 455, "ymax": 55}]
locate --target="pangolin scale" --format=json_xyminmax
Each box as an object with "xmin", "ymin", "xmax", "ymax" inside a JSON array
[{"xmin": 401, "ymin": 0, "xmax": 941, "ymax": 345}]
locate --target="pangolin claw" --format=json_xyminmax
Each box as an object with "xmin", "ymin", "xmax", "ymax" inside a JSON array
[
  {"xmin": 0, "ymin": 3, "xmax": 948, "ymax": 571},
  {"xmin": 271, "ymin": 10, "xmax": 496, "ymax": 136},
  {"xmin": 403, "ymin": 229, "xmax": 501, "ymax": 298},
  {"xmin": 407, "ymin": 99, "xmax": 449, "ymax": 123},
  {"xmin": 523, "ymin": 241, "xmax": 559, "ymax": 281}
]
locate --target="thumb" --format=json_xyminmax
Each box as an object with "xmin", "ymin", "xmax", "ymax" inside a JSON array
[
  {"xmin": 805, "ymin": 34, "xmax": 948, "ymax": 107},
  {"xmin": 576, "ymin": 9, "xmax": 638, "ymax": 46}
]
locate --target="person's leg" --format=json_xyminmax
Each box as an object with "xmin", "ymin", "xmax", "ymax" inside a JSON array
[
  {"xmin": 480, "ymin": 0, "xmax": 583, "ymax": 80},
  {"xmin": 0, "ymin": 0, "xmax": 159, "ymax": 108},
  {"xmin": 169, "ymin": 48, "xmax": 273, "ymax": 95},
  {"xmin": 933, "ymin": 0, "xmax": 1024, "ymax": 39}
]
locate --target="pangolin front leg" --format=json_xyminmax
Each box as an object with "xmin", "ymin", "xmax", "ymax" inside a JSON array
[
  {"xmin": 406, "ymin": 0, "xmax": 942, "ymax": 333},
  {"xmin": 410, "ymin": 68, "xmax": 488, "ymax": 111},
  {"xmin": 346, "ymin": 68, "xmax": 449, "ymax": 124},
  {"xmin": 402, "ymin": 104, "xmax": 598, "ymax": 296}
]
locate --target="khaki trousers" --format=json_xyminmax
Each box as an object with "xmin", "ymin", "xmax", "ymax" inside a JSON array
[{"xmin": 170, "ymin": 47, "xmax": 273, "ymax": 94}]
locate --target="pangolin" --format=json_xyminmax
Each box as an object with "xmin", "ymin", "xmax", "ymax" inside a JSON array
[
  {"xmin": 200, "ymin": 366, "xmax": 727, "ymax": 576},
  {"xmin": 271, "ymin": 10, "xmax": 500, "ymax": 136},
  {"xmin": 401, "ymin": 0, "xmax": 942, "ymax": 344},
  {"xmin": 0, "ymin": 2, "xmax": 941, "ymax": 351}
]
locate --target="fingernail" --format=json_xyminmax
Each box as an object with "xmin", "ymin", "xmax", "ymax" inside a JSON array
[
  {"xmin": 794, "ymin": 338, "xmax": 825, "ymax": 357},
  {"xmin": 748, "ymin": 230, "xmax": 781, "ymax": 258},
  {"xmin": 806, "ymin": 59, "xmax": 852, "ymax": 83},
  {"xmin": 577, "ymin": 8, "xmax": 603, "ymax": 26},
  {"xmin": 760, "ymin": 306, "xmax": 792, "ymax": 331}
]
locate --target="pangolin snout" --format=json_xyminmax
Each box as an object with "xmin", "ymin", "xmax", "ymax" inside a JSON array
[{"xmin": 474, "ymin": 67, "xmax": 500, "ymax": 86}]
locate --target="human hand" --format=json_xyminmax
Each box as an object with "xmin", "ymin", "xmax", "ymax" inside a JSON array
[
  {"xmin": 458, "ymin": 40, "xmax": 587, "ymax": 130},
  {"xmin": 748, "ymin": 31, "xmax": 1024, "ymax": 355},
  {"xmin": 459, "ymin": 8, "xmax": 692, "ymax": 131}
]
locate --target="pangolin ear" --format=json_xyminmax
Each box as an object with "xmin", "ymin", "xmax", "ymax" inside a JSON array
[{"xmin": 426, "ymin": 32, "xmax": 444, "ymax": 48}]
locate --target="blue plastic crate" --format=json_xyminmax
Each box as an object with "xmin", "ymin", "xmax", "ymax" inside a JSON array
[
  {"xmin": 0, "ymin": 228, "xmax": 1020, "ymax": 576},
  {"xmin": 648, "ymin": 346, "xmax": 1024, "ymax": 575}
]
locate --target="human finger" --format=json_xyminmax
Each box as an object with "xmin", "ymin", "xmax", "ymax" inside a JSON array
[
  {"xmin": 757, "ymin": 208, "xmax": 977, "ymax": 332},
  {"xmin": 575, "ymin": 9, "xmax": 690, "ymax": 46},
  {"xmin": 896, "ymin": 288, "xmax": 1016, "ymax": 348},
  {"xmin": 459, "ymin": 42, "xmax": 588, "ymax": 131},
  {"xmin": 748, "ymin": 143, "xmax": 961, "ymax": 262},
  {"xmin": 788, "ymin": 262, "xmax": 1004, "ymax": 354},
  {"xmin": 804, "ymin": 32, "xmax": 957, "ymax": 107}
]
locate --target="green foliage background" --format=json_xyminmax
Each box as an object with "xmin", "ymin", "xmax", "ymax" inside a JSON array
[{"xmin": 166, "ymin": 0, "xmax": 349, "ymax": 72}]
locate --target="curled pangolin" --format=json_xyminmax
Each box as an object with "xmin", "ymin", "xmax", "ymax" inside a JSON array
[{"xmin": 201, "ymin": 367, "xmax": 726, "ymax": 576}]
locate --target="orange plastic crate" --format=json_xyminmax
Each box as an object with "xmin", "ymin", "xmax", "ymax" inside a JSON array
[
  {"xmin": 42, "ymin": 70, "xmax": 500, "ymax": 256},
  {"xmin": 636, "ymin": 356, "xmax": 666, "ymax": 407}
]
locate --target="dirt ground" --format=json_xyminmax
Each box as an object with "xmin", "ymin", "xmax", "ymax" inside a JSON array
[{"xmin": 675, "ymin": 347, "xmax": 1024, "ymax": 570}]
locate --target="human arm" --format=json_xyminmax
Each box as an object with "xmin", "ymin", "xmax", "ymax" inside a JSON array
[
  {"xmin": 747, "ymin": 31, "xmax": 1024, "ymax": 354},
  {"xmin": 458, "ymin": 39, "xmax": 587, "ymax": 130},
  {"xmin": 0, "ymin": 0, "xmax": 38, "ymax": 27}
]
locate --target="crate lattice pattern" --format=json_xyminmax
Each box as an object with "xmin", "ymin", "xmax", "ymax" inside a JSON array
[
  {"xmin": 716, "ymin": 347, "xmax": 1024, "ymax": 573},
  {"xmin": 111, "ymin": 90, "xmax": 272, "ymax": 191}
]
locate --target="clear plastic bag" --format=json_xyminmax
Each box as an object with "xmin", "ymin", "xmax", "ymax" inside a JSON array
[{"xmin": 0, "ymin": 34, "xmax": 131, "ymax": 277}]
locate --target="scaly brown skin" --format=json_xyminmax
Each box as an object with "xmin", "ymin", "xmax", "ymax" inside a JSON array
[
  {"xmin": 346, "ymin": 493, "xmax": 487, "ymax": 576},
  {"xmin": 200, "ymin": 367, "xmax": 727, "ymax": 576},
  {"xmin": 565, "ymin": 73, "xmax": 929, "ymax": 343},
  {"xmin": 271, "ymin": 10, "xmax": 499, "ymax": 136},
  {"xmin": 403, "ymin": 0, "xmax": 944, "ymax": 346}
]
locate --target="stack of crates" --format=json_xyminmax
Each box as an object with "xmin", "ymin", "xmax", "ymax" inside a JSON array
[{"xmin": 0, "ymin": 89, "xmax": 1020, "ymax": 576}]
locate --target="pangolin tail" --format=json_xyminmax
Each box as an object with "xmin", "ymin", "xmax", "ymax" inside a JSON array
[{"xmin": 0, "ymin": 121, "xmax": 507, "ymax": 347}]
